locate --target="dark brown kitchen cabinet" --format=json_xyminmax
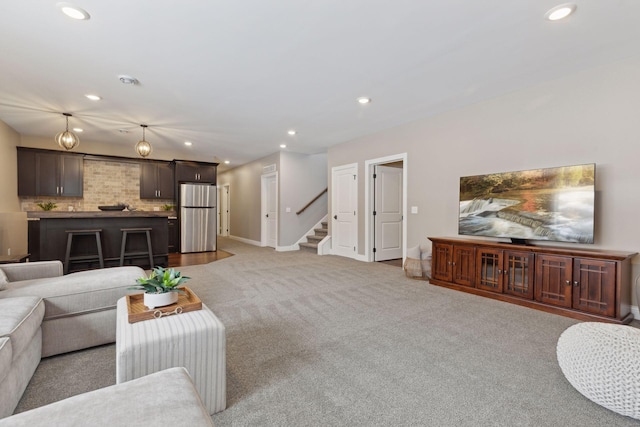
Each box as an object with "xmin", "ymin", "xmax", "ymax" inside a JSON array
[
  {"xmin": 36, "ymin": 152, "xmax": 83, "ymax": 197},
  {"xmin": 18, "ymin": 148, "xmax": 83, "ymax": 197},
  {"xmin": 174, "ymin": 160, "xmax": 217, "ymax": 183},
  {"xmin": 140, "ymin": 161, "xmax": 174, "ymax": 199},
  {"xmin": 17, "ymin": 148, "xmax": 37, "ymax": 196},
  {"xmin": 168, "ymin": 218, "xmax": 178, "ymax": 253},
  {"xmin": 429, "ymin": 237, "xmax": 635, "ymax": 324}
]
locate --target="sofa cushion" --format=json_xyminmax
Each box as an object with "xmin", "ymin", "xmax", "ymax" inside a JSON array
[
  {"xmin": 0, "ymin": 261, "xmax": 62, "ymax": 283},
  {"xmin": 0, "ymin": 297, "xmax": 44, "ymax": 361},
  {"xmin": 0, "ymin": 337, "xmax": 11, "ymax": 384},
  {"xmin": 0, "ymin": 267, "xmax": 141, "ymax": 321},
  {"xmin": 0, "ymin": 269, "xmax": 7, "ymax": 291},
  {"xmin": 0, "ymin": 367, "xmax": 215, "ymax": 427}
]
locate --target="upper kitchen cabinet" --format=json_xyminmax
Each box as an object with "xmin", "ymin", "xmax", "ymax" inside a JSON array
[
  {"xmin": 17, "ymin": 148, "xmax": 37, "ymax": 196},
  {"xmin": 140, "ymin": 161, "xmax": 174, "ymax": 199},
  {"xmin": 174, "ymin": 160, "xmax": 217, "ymax": 184},
  {"xmin": 17, "ymin": 147, "xmax": 84, "ymax": 197}
]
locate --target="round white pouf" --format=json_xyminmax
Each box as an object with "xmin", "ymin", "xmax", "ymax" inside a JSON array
[{"xmin": 557, "ymin": 322, "xmax": 640, "ymax": 420}]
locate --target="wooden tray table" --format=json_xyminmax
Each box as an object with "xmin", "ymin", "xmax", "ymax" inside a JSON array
[{"xmin": 125, "ymin": 286, "xmax": 202, "ymax": 323}]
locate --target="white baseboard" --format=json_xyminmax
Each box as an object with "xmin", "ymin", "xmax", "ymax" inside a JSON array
[
  {"xmin": 228, "ymin": 235, "xmax": 262, "ymax": 247},
  {"xmin": 631, "ymin": 305, "xmax": 639, "ymax": 320},
  {"xmin": 276, "ymin": 244, "xmax": 300, "ymax": 252}
]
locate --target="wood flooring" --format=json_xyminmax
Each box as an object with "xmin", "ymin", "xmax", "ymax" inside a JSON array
[{"xmin": 167, "ymin": 250, "xmax": 233, "ymax": 268}]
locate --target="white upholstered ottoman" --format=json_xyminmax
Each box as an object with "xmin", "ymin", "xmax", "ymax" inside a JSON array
[
  {"xmin": 557, "ymin": 322, "xmax": 640, "ymax": 420},
  {"xmin": 116, "ymin": 297, "xmax": 226, "ymax": 415}
]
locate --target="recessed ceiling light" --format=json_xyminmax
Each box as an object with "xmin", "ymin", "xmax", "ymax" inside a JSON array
[
  {"xmin": 280, "ymin": 144, "xmax": 287, "ymax": 148},
  {"xmin": 545, "ymin": 3, "xmax": 577, "ymax": 21},
  {"xmin": 357, "ymin": 97, "xmax": 371, "ymax": 104},
  {"xmin": 287, "ymin": 130, "xmax": 296, "ymax": 136},
  {"xmin": 224, "ymin": 160, "xmax": 230, "ymax": 164},
  {"xmin": 85, "ymin": 94, "xmax": 101, "ymax": 101},
  {"xmin": 184, "ymin": 141, "xmax": 192, "ymax": 146},
  {"xmin": 72, "ymin": 128, "xmax": 83, "ymax": 132},
  {"xmin": 57, "ymin": 2, "xmax": 90, "ymax": 20},
  {"xmin": 118, "ymin": 75, "xmax": 138, "ymax": 85}
]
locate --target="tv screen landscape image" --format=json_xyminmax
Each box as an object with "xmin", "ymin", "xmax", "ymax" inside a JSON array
[{"xmin": 458, "ymin": 164, "xmax": 595, "ymax": 244}]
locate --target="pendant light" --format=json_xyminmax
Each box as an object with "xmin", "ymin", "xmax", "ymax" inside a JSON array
[
  {"xmin": 55, "ymin": 113, "xmax": 80, "ymax": 150},
  {"xmin": 135, "ymin": 124, "xmax": 152, "ymax": 157}
]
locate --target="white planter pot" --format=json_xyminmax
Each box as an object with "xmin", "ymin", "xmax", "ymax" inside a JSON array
[{"xmin": 144, "ymin": 292, "xmax": 179, "ymax": 309}]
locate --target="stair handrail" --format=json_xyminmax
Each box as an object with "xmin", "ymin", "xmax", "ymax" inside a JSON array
[{"xmin": 296, "ymin": 188, "xmax": 328, "ymax": 215}]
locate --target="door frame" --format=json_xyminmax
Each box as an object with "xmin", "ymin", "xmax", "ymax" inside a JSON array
[
  {"xmin": 261, "ymin": 172, "xmax": 278, "ymax": 248},
  {"xmin": 364, "ymin": 153, "xmax": 407, "ymax": 262},
  {"xmin": 331, "ymin": 163, "xmax": 358, "ymax": 259}
]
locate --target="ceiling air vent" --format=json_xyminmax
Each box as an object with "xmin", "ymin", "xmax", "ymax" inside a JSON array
[{"xmin": 263, "ymin": 164, "xmax": 276, "ymax": 174}]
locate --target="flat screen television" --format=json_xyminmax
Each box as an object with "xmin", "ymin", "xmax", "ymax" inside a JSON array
[{"xmin": 458, "ymin": 164, "xmax": 595, "ymax": 244}]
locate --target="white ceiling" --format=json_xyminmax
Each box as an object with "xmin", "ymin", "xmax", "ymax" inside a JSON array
[{"xmin": 1, "ymin": 1, "xmax": 639, "ymax": 169}]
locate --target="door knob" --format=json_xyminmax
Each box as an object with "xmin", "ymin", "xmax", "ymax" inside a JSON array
[
  {"xmin": 266, "ymin": 213, "xmax": 269, "ymax": 218},
  {"xmin": 334, "ymin": 215, "xmax": 337, "ymax": 220}
]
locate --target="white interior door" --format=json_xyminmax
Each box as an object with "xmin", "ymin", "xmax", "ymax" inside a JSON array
[
  {"xmin": 332, "ymin": 164, "xmax": 357, "ymax": 258},
  {"xmin": 217, "ymin": 187, "xmax": 222, "ymax": 235},
  {"xmin": 220, "ymin": 184, "xmax": 230, "ymax": 236},
  {"xmin": 262, "ymin": 173, "xmax": 278, "ymax": 248},
  {"xmin": 374, "ymin": 165, "xmax": 403, "ymax": 261}
]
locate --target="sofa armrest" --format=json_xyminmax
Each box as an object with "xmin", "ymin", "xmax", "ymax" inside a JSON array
[{"xmin": 0, "ymin": 261, "xmax": 63, "ymax": 282}]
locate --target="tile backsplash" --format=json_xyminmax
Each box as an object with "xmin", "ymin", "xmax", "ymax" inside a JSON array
[{"xmin": 20, "ymin": 159, "xmax": 175, "ymax": 212}]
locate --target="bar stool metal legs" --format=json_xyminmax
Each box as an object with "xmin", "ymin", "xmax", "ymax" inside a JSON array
[
  {"xmin": 120, "ymin": 228, "xmax": 154, "ymax": 269},
  {"xmin": 64, "ymin": 229, "xmax": 105, "ymax": 274}
]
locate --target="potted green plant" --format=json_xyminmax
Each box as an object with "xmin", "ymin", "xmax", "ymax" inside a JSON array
[
  {"xmin": 36, "ymin": 201, "xmax": 57, "ymax": 211},
  {"xmin": 129, "ymin": 267, "xmax": 190, "ymax": 309}
]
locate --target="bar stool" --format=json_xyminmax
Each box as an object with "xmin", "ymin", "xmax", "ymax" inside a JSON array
[
  {"xmin": 120, "ymin": 228, "xmax": 154, "ymax": 268},
  {"xmin": 64, "ymin": 229, "xmax": 105, "ymax": 274}
]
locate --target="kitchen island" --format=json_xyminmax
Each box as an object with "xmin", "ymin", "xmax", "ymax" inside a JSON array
[{"xmin": 28, "ymin": 211, "xmax": 174, "ymax": 272}]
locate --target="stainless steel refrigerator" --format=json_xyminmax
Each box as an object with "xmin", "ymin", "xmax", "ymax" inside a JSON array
[{"xmin": 180, "ymin": 183, "xmax": 216, "ymax": 253}]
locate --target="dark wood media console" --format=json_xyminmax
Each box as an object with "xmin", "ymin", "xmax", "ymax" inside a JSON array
[{"xmin": 429, "ymin": 237, "xmax": 637, "ymax": 324}]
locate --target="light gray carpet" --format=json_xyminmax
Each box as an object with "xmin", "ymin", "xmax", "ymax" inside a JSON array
[{"xmin": 16, "ymin": 237, "xmax": 639, "ymax": 426}]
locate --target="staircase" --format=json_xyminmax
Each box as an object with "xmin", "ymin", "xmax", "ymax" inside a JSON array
[{"xmin": 299, "ymin": 221, "xmax": 327, "ymax": 253}]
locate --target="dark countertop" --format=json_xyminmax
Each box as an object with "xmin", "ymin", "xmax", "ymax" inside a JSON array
[{"xmin": 27, "ymin": 211, "xmax": 176, "ymax": 219}]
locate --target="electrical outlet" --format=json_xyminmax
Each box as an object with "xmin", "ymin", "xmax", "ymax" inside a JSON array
[{"xmin": 7, "ymin": 248, "xmax": 11, "ymax": 256}]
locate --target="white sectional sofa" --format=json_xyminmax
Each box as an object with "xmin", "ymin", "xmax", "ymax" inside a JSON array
[
  {"xmin": 0, "ymin": 367, "xmax": 214, "ymax": 426},
  {"xmin": 0, "ymin": 261, "xmax": 144, "ymax": 419}
]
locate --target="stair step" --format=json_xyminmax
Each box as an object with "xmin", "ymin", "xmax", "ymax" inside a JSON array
[
  {"xmin": 314, "ymin": 228, "xmax": 328, "ymax": 236},
  {"xmin": 299, "ymin": 242, "xmax": 318, "ymax": 249},
  {"xmin": 307, "ymin": 235, "xmax": 323, "ymax": 243},
  {"xmin": 321, "ymin": 221, "xmax": 328, "ymax": 228}
]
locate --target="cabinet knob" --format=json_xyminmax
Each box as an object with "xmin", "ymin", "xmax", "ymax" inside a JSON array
[
  {"xmin": 573, "ymin": 281, "xmax": 580, "ymax": 287},
  {"xmin": 565, "ymin": 280, "xmax": 571, "ymax": 286}
]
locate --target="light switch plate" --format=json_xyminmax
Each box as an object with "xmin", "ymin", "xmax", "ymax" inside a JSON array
[{"xmin": 411, "ymin": 206, "xmax": 418, "ymax": 214}]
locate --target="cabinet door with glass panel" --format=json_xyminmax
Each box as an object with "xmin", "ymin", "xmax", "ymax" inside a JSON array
[{"xmin": 476, "ymin": 248, "xmax": 534, "ymax": 299}]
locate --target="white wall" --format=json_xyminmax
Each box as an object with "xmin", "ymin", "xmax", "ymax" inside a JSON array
[
  {"xmin": 279, "ymin": 152, "xmax": 328, "ymax": 247},
  {"xmin": 327, "ymin": 56, "xmax": 640, "ymax": 302},
  {"xmin": 217, "ymin": 153, "xmax": 280, "ymax": 243},
  {"xmin": 218, "ymin": 151, "xmax": 328, "ymax": 247},
  {"xmin": 0, "ymin": 121, "xmax": 27, "ymax": 255}
]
